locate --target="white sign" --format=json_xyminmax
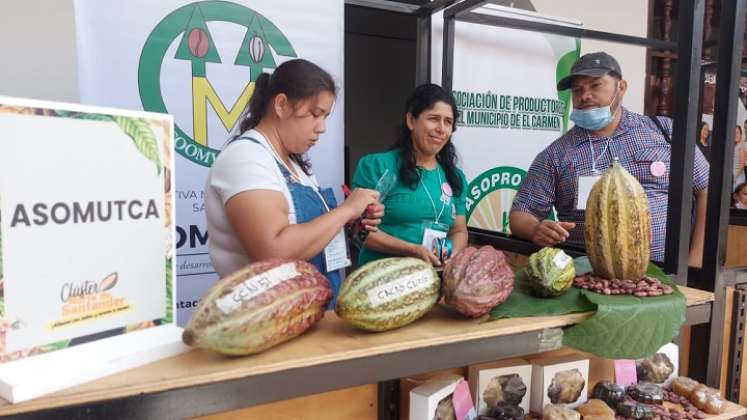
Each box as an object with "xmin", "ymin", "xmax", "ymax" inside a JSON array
[
  {"xmin": 0, "ymin": 96, "xmax": 183, "ymax": 402},
  {"xmin": 215, "ymin": 262, "xmax": 298, "ymax": 315},
  {"xmin": 74, "ymin": 0, "xmax": 345, "ymax": 325},
  {"xmin": 431, "ymin": 5, "xmax": 580, "ymax": 233},
  {"xmin": 367, "ymin": 270, "xmax": 434, "ymax": 307}
]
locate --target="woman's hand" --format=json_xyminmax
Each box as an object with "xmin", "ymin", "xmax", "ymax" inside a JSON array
[
  {"xmin": 407, "ymin": 244, "xmax": 441, "ymax": 266},
  {"xmin": 361, "ymin": 203, "xmax": 385, "ymax": 232},
  {"xmin": 342, "ymin": 188, "xmax": 380, "ymax": 222}
]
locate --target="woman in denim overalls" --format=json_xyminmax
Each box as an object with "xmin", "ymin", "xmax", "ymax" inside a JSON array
[{"xmin": 206, "ymin": 59, "xmax": 383, "ymax": 308}]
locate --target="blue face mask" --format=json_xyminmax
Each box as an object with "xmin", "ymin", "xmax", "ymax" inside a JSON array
[{"xmin": 570, "ymin": 84, "xmax": 619, "ymax": 131}]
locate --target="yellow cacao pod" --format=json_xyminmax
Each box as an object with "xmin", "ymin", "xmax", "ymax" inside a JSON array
[{"xmin": 584, "ymin": 160, "xmax": 651, "ymax": 280}]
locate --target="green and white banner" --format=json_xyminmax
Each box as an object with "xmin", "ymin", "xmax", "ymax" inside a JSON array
[
  {"xmin": 75, "ymin": 0, "xmax": 344, "ymax": 325},
  {"xmin": 432, "ymin": 5, "xmax": 580, "ymax": 233}
]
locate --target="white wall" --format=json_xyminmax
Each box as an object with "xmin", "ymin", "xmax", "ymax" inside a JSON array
[
  {"xmin": 0, "ymin": 0, "xmax": 648, "ymax": 111},
  {"xmin": 532, "ymin": 0, "xmax": 649, "ymax": 113},
  {"xmin": 0, "ymin": 0, "xmax": 79, "ymax": 103}
]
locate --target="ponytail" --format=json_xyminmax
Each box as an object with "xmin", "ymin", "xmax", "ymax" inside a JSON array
[
  {"xmin": 234, "ymin": 59, "xmax": 337, "ymax": 176},
  {"xmin": 239, "ymin": 72, "xmax": 272, "ymax": 132}
]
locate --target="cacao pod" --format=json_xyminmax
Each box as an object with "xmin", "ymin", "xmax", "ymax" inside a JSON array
[
  {"xmin": 585, "ymin": 160, "xmax": 651, "ymax": 280},
  {"xmin": 442, "ymin": 245, "xmax": 514, "ymax": 317},
  {"xmin": 526, "ymin": 247, "xmax": 575, "ymax": 297},
  {"xmin": 182, "ymin": 259, "xmax": 331, "ymax": 356},
  {"xmin": 335, "ymin": 257, "xmax": 439, "ymax": 331}
]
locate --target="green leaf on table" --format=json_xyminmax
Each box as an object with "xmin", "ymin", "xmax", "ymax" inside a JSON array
[
  {"xmin": 490, "ymin": 258, "xmax": 596, "ymax": 319},
  {"xmin": 562, "ymin": 260, "xmax": 686, "ymax": 359}
]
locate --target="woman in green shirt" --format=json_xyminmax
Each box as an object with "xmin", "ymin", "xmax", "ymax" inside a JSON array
[{"xmin": 352, "ymin": 84, "xmax": 468, "ymax": 266}]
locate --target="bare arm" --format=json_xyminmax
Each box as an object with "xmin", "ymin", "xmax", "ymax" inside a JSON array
[
  {"xmin": 509, "ymin": 211, "xmax": 576, "ymax": 247},
  {"xmin": 448, "ymin": 215, "xmax": 468, "ymax": 256},
  {"xmin": 688, "ymin": 189, "xmax": 708, "ymax": 268},
  {"xmin": 225, "ymin": 188, "xmax": 378, "ymax": 261}
]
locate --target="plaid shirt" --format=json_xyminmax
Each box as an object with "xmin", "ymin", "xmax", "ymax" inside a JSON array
[{"xmin": 512, "ymin": 108, "xmax": 710, "ymax": 262}]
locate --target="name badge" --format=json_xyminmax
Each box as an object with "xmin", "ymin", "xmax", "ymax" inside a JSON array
[
  {"xmin": 421, "ymin": 222, "xmax": 449, "ymax": 248},
  {"xmin": 577, "ymin": 175, "xmax": 601, "ymax": 210},
  {"xmin": 324, "ymin": 229, "xmax": 351, "ymax": 272}
]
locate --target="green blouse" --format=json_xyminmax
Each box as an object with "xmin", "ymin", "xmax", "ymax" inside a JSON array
[{"xmin": 351, "ymin": 149, "xmax": 468, "ymax": 266}]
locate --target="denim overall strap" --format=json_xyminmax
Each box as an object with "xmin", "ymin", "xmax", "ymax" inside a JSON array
[{"xmin": 230, "ymin": 136, "xmax": 343, "ymax": 308}]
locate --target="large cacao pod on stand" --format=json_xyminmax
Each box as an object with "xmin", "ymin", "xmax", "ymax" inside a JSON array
[
  {"xmin": 182, "ymin": 259, "xmax": 332, "ymax": 355},
  {"xmin": 442, "ymin": 245, "xmax": 515, "ymax": 317},
  {"xmin": 584, "ymin": 160, "xmax": 651, "ymax": 280},
  {"xmin": 335, "ymin": 257, "xmax": 440, "ymax": 332}
]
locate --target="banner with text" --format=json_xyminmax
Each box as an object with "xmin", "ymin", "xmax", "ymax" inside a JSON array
[
  {"xmin": 75, "ymin": 0, "xmax": 344, "ymax": 324},
  {"xmin": 432, "ymin": 5, "xmax": 580, "ymax": 233}
]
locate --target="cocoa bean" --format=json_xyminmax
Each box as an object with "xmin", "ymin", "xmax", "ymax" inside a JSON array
[{"xmin": 188, "ymin": 28, "xmax": 209, "ymax": 58}]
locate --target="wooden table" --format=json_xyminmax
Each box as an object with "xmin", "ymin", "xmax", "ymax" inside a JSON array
[{"xmin": 0, "ymin": 286, "xmax": 736, "ymax": 419}]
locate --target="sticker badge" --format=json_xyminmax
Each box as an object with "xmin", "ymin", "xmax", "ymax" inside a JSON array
[{"xmin": 650, "ymin": 161, "xmax": 666, "ymax": 177}]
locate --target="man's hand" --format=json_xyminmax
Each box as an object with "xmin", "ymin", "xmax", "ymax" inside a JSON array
[{"xmin": 531, "ymin": 220, "xmax": 576, "ymax": 247}]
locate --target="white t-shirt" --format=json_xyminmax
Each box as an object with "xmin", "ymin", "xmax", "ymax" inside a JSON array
[{"xmin": 205, "ymin": 129, "xmax": 320, "ymax": 277}]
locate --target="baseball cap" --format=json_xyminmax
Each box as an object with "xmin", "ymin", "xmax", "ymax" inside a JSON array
[{"xmin": 556, "ymin": 52, "xmax": 622, "ymax": 91}]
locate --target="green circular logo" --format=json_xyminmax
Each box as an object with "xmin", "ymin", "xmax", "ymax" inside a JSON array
[
  {"xmin": 466, "ymin": 166, "xmax": 556, "ymax": 233},
  {"xmin": 138, "ymin": 1, "xmax": 297, "ymax": 167}
]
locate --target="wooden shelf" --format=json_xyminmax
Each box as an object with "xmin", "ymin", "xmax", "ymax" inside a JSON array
[
  {"xmin": 706, "ymin": 401, "xmax": 747, "ymax": 420},
  {"xmin": 0, "ymin": 287, "xmax": 722, "ymax": 419}
]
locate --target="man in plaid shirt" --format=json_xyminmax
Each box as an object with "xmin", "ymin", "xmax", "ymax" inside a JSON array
[{"xmin": 510, "ymin": 52, "xmax": 709, "ymax": 265}]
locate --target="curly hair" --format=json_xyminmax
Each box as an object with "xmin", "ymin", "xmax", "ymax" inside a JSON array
[{"xmin": 390, "ymin": 84, "xmax": 462, "ymax": 197}]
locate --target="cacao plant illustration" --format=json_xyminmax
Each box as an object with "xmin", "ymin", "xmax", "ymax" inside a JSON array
[
  {"xmin": 99, "ymin": 272, "xmax": 118, "ymax": 292},
  {"xmin": 113, "ymin": 116, "xmax": 162, "ymax": 175}
]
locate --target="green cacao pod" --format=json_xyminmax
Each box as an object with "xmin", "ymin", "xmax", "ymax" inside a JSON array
[
  {"xmin": 182, "ymin": 259, "xmax": 331, "ymax": 356},
  {"xmin": 585, "ymin": 160, "xmax": 651, "ymax": 280},
  {"xmin": 526, "ymin": 247, "xmax": 575, "ymax": 297},
  {"xmin": 335, "ymin": 257, "xmax": 440, "ymax": 332}
]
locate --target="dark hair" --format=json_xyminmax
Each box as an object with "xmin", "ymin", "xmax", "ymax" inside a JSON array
[
  {"xmin": 391, "ymin": 84, "xmax": 462, "ymax": 197},
  {"xmin": 737, "ymin": 125, "xmax": 743, "ymax": 136},
  {"xmin": 733, "ymin": 182, "xmax": 747, "ymax": 207},
  {"xmin": 698, "ymin": 121, "xmax": 710, "ymax": 144},
  {"xmin": 236, "ymin": 59, "xmax": 336, "ymax": 175}
]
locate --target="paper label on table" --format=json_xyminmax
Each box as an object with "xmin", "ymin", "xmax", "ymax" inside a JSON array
[
  {"xmin": 216, "ymin": 263, "xmax": 298, "ymax": 315},
  {"xmin": 553, "ymin": 251, "xmax": 572, "ymax": 269},
  {"xmin": 367, "ymin": 270, "xmax": 433, "ymax": 307},
  {"xmin": 614, "ymin": 359, "xmax": 638, "ymax": 388}
]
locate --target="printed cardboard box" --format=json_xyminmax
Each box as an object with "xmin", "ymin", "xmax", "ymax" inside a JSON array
[
  {"xmin": 530, "ymin": 355, "xmax": 589, "ymax": 414},
  {"xmin": 636, "ymin": 342, "xmax": 679, "ymax": 387},
  {"xmin": 409, "ymin": 374, "xmax": 463, "ymax": 420},
  {"xmin": 468, "ymin": 358, "xmax": 531, "ymax": 415}
]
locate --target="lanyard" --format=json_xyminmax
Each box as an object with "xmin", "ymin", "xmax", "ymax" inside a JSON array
[
  {"xmin": 418, "ymin": 167, "xmax": 446, "ymax": 224},
  {"xmin": 588, "ymin": 136, "xmax": 611, "ymax": 174},
  {"xmin": 258, "ymin": 132, "xmax": 331, "ymax": 212}
]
